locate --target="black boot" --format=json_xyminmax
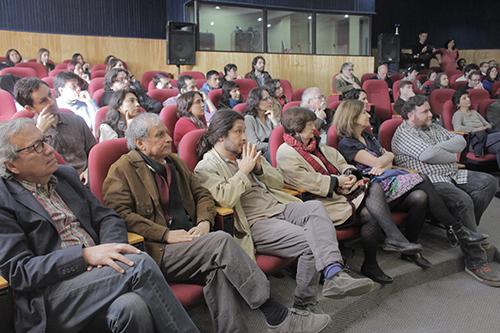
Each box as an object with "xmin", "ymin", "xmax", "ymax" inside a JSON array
[{"xmin": 449, "ymin": 225, "xmax": 488, "ymax": 244}]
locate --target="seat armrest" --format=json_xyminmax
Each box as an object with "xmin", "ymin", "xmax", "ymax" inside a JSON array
[
  {"xmin": 282, "ymin": 184, "xmax": 306, "ymax": 197},
  {"xmin": 0, "ymin": 276, "xmax": 7, "ymax": 290},
  {"xmin": 214, "ymin": 207, "xmax": 235, "ymax": 235},
  {"xmin": 127, "ymin": 232, "xmax": 145, "ymax": 251}
]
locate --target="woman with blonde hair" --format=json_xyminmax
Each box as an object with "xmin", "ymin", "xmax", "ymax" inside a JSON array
[{"xmin": 36, "ymin": 48, "xmax": 55, "ymax": 72}]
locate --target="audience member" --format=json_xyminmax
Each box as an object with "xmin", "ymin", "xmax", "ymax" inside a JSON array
[
  {"xmin": 343, "ymin": 89, "xmax": 381, "ymax": 135},
  {"xmin": 152, "ymin": 73, "xmax": 174, "ymax": 90},
  {"xmin": 54, "ymin": 71, "xmax": 98, "ymax": 132},
  {"xmin": 456, "ymin": 64, "xmax": 479, "ymax": 82},
  {"xmin": 163, "ymin": 75, "xmax": 197, "ymax": 106},
  {"xmin": 479, "ymin": 62, "xmax": 490, "ymax": 78},
  {"xmin": 245, "ymin": 56, "xmax": 272, "ymax": 86},
  {"xmin": 244, "ymin": 87, "xmax": 278, "ymax": 159},
  {"xmin": 429, "ymin": 73, "xmax": 450, "ymax": 94},
  {"xmin": 457, "ymin": 58, "xmax": 467, "ymax": 71},
  {"xmin": 422, "ymin": 69, "xmax": 438, "ymax": 95},
  {"xmin": 371, "ymin": 63, "xmax": 394, "ymax": 97},
  {"xmin": 173, "ymin": 91, "xmax": 207, "ymax": 148},
  {"xmin": 335, "ymin": 100, "xmax": 486, "ymax": 268},
  {"xmin": 335, "ymin": 62, "xmax": 361, "ymax": 97},
  {"xmin": 451, "ymin": 90, "xmax": 500, "ymax": 167},
  {"xmin": 100, "ymin": 68, "xmax": 162, "ymax": 113},
  {"xmin": 1, "ymin": 48, "xmax": 23, "ymax": 68},
  {"xmin": 0, "ymin": 118, "xmax": 199, "ymax": 333},
  {"xmin": 482, "ymin": 66, "xmax": 498, "ymax": 94},
  {"xmin": 200, "ymin": 70, "xmax": 221, "ymax": 95},
  {"xmin": 277, "ymin": 107, "xmax": 421, "ymax": 282},
  {"xmin": 99, "ymin": 89, "xmax": 142, "ymax": 142},
  {"xmin": 67, "ymin": 60, "xmax": 90, "ymax": 84},
  {"xmin": 220, "ymin": 80, "xmax": 242, "ymax": 109},
  {"xmin": 437, "ymin": 39, "xmax": 459, "ymax": 73},
  {"xmin": 71, "ymin": 52, "xmax": 91, "ymax": 77},
  {"xmin": 412, "ymin": 31, "xmax": 436, "ymax": 69},
  {"xmin": 402, "ymin": 65, "xmax": 421, "ymax": 89},
  {"xmin": 195, "ymin": 110, "xmax": 374, "ymax": 310},
  {"xmin": 104, "ymin": 54, "xmax": 117, "ymax": 65},
  {"xmin": 103, "ymin": 113, "xmax": 330, "ymax": 333},
  {"xmin": 393, "ymin": 80, "xmax": 416, "ymax": 115},
  {"xmin": 223, "ymin": 63, "xmax": 241, "ymax": 82},
  {"xmin": 36, "ymin": 48, "xmax": 54, "ymax": 72},
  {"xmin": 488, "ymin": 59, "xmax": 498, "ymax": 68},
  {"xmin": 105, "ymin": 57, "xmax": 126, "ymax": 72},
  {"xmin": 391, "ymin": 95, "xmax": 500, "ymax": 286},
  {"xmin": 301, "ymin": 87, "xmax": 334, "ymax": 134},
  {"xmin": 14, "ymin": 77, "xmax": 95, "ymax": 176},
  {"xmin": 262, "ymin": 79, "xmax": 286, "ymax": 123}
]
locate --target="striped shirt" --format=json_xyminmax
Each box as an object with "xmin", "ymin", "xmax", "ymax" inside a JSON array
[
  {"xmin": 391, "ymin": 121, "xmax": 468, "ymax": 184},
  {"xmin": 18, "ymin": 176, "xmax": 95, "ymax": 248}
]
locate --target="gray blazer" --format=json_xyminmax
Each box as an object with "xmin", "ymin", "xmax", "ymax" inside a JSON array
[{"xmin": 0, "ymin": 165, "xmax": 127, "ymax": 333}]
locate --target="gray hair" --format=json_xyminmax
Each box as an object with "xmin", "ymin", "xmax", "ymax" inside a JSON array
[
  {"xmin": 300, "ymin": 87, "xmax": 321, "ymax": 108},
  {"xmin": 340, "ymin": 62, "xmax": 354, "ymax": 72},
  {"xmin": 125, "ymin": 113, "xmax": 163, "ymax": 150},
  {"xmin": 0, "ymin": 118, "xmax": 36, "ymax": 179}
]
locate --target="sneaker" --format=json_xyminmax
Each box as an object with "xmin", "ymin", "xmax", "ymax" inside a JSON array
[
  {"xmin": 465, "ymin": 263, "xmax": 500, "ymax": 287},
  {"xmin": 322, "ymin": 269, "xmax": 374, "ymax": 299},
  {"xmin": 267, "ymin": 308, "xmax": 331, "ymax": 333},
  {"xmin": 293, "ymin": 301, "xmax": 325, "ymax": 314}
]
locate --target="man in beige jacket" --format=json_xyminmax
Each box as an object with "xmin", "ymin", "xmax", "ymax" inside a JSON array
[{"xmin": 195, "ymin": 110, "xmax": 374, "ymax": 313}]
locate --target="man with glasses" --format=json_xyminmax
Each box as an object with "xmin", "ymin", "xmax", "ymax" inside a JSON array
[
  {"xmin": 300, "ymin": 87, "xmax": 334, "ymax": 136},
  {"xmin": 100, "ymin": 68, "xmax": 162, "ymax": 114},
  {"xmin": 14, "ymin": 77, "xmax": 96, "ymax": 180},
  {"xmin": 0, "ymin": 118, "xmax": 200, "ymax": 333}
]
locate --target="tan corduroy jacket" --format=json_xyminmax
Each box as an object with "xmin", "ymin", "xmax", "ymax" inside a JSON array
[
  {"xmin": 102, "ymin": 150, "xmax": 216, "ymax": 265},
  {"xmin": 194, "ymin": 148, "xmax": 301, "ymax": 259}
]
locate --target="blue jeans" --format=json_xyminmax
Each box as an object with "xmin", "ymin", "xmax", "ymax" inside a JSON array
[{"xmin": 43, "ymin": 253, "xmax": 199, "ymax": 333}]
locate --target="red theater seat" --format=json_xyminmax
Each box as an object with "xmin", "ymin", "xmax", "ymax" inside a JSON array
[
  {"xmin": 16, "ymin": 62, "xmax": 47, "ymax": 78},
  {"xmin": 234, "ymin": 79, "xmax": 257, "ymax": 100},
  {"xmin": 179, "ymin": 71, "xmax": 205, "ymax": 80},
  {"xmin": 88, "ymin": 77, "xmax": 105, "ymax": 96},
  {"xmin": 0, "ymin": 67, "xmax": 36, "ymax": 78},
  {"xmin": 378, "ymin": 117, "xmax": 403, "ymax": 151},
  {"xmin": 282, "ymin": 101, "xmax": 301, "ymax": 114},
  {"xmin": 0, "ymin": 89, "xmax": 17, "ymax": 122},
  {"xmin": 363, "ymin": 79, "xmax": 392, "ymax": 122},
  {"xmin": 292, "ymin": 88, "xmax": 306, "ymax": 101},
  {"xmin": 208, "ymin": 88, "xmax": 223, "ymax": 108},
  {"xmin": 233, "ymin": 102, "xmax": 247, "ymax": 114},
  {"xmin": 159, "ymin": 105, "xmax": 179, "ymax": 152},
  {"xmin": 148, "ymin": 89, "xmax": 179, "ymax": 104},
  {"xmin": 141, "ymin": 70, "xmax": 171, "ymax": 89},
  {"xmin": 429, "ymin": 88, "xmax": 455, "ymax": 117},
  {"xmin": 280, "ymin": 79, "xmax": 293, "ymax": 102}
]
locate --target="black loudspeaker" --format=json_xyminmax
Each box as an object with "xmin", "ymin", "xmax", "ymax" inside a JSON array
[
  {"xmin": 167, "ymin": 22, "xmax": 196, "ymax": 65},
  {"xmin": 377, "ymin": 33, "xmax": 400, "ymax": 64}
]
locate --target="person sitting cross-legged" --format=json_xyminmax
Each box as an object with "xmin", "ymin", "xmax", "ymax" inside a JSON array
[
  {"xmin": 195, "ymin": 109, "xmax": 375, "ymax": 312},
  {"xmin": 0, "ymin": 118, "xmax": 199, "ymax": 333},
  {"xmin": 102, "ymin": 113, "xmax": 331, "ymax": 333}
]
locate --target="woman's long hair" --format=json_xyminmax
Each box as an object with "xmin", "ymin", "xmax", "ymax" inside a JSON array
[{"xmin": 101, "ymin": 89, "xmax": 137, "ymax": 138}]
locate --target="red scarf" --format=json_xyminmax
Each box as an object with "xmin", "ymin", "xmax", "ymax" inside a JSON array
[{"xmin": 283, "ymin": 132, "xmax": 340, "ymax": 175}]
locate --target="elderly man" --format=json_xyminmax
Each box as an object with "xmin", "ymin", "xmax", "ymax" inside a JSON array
[
  {"xmin": 300, "ymin": 87, "xmax": 334, "ymax": 134},
  {"xmin": 14, "ymin": 77, "xmax": 95, "ymax": 177},
  {"xmin": 0, "ymin": 118, "xmax": 198, "ymax": 333},
  {"xmin": 102, "ymin": 113, "xmax": 330, "ymax": 333},
  {"xmin": 195, "ymin": 110, "xmax": 374, "ymax": 313},
  {"xmin": 391, "ymin": 95, "xmax": 500, "ymax": 287}
]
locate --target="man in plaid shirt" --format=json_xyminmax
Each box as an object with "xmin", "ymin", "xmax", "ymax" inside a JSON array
[{"xmin": 392, "ymin": 95, "xmax": 500, "ymax": 287}]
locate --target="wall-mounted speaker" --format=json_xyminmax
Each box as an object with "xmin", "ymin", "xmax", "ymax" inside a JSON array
[
  {"xmin": 377, "ymin": 33, "xmax": 400, "ymax": 64},
  {"xmin": 167, "ymin": 22, "xmax": 196, "ymax": 65}
]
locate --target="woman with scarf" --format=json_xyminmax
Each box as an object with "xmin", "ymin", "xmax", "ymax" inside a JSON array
[
  {"xmin": 173, "ymin": 91, "xmax": 207, "ymax": 149},
  {"xmin": 276, "ymin": 107, "xmax": 425, "ymax": 284},
  {"xmin": 334, "ymin": 100, "xmax": 486, "ymax": 268}
]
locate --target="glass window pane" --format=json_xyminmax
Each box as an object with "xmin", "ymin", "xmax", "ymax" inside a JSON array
[
  {"xmin": 316, "ymin": 14, "xmax": 371, "ymax": 55},
  {"xmin": 198, "ymin": 4, "xmax": 263, "ymax": 52},
  {"xmin": 267, "ymin": 11, "xmax": 312, "ymax": 54}
]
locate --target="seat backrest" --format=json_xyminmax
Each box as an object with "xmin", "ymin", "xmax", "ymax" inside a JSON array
[
  {"xmin": 451, "ymin": 80, "xmax": 467, "ymax": 91},
  {"xmin": 88, "ymin": 138, "xmax": 129, "ymax": 203},
  {"xmin": 378, "ymin": 117, "xmax": 403, "ymax": 151},
  {"xmin": 492, "ymin": 81, "xmax": 500, "ymax": 97},
  {"xmin": 268, "ymin": 125, "xmax": 284, "ymax": 167},
  {"xmin": 91, "ymin": 64, "xmax": 106, "ymax": 73},
  {"xmin": 54, "ymin": 63, "xmax": 67, "ymax": 70},
  {"xmin": 91, "ymin": 69, "xmax": 106, "ymax": 78},
  {"xmin": 441, "ymin": 100, "xmax": 456, "ymax": 131},
  {"xmin": 468, "ymin": 89, "xmax": 490, "ymax": 106},
  {"xmin": 208, "ymin": 88, "xmax": 223, "ymax": 108},
  {"xmin": 141, "ymin": 70, "xmax": 170, "ymax": 89},
  {"xmin": 326, "ymin": 124, "xmax": 339, "ymax": 148},
  {"xmin": 448, "ymin": 73, "xmax": 462, "ymax": 85},
  {"xmin": 327, "ymin": 100, "xmax": 342, "ymax": 110},
  {"xmin": 390, "ymin": 72, "xmax": 404, "ymax": 82},
  {"xmin": 10, "ymin": 108, "xmax": 72, "ymax": 120},
  {"xmin": 41, "ymin": 76, "xmax": 55, "ymax": 88},
  {"xmin": 177, "ymin": 129, "xmax": 207, "ymax": 171},
  {"xmin": 327, "ymin": 94, "xmax": 340, "ymax": 105},
  {"xmin": 0, "ymin": 67, "xmax": 37, "ymax": 78},
  {"xmin": 233, "ymin": 102, "xmax": 247, "ymax": 114},
  {"xmin": 292, "ymin": 87, "xmax": 306, "ymax": 101},
  {"xmin": 94, "ymin": 106, "xmax": 109, "ymax": 140},
  {"xmin": 429, "ymin": 88, "xmax": 455, "ymax": 117},
  {"xmin": 93, "ymin": 88, "xmax": 105, "ymax": 105},
  {"xmin": 282, "ymin": 101, "xmax": 301, "ymax": 114},
  {"xmin": 16, "ymin": 62, "xmax": 47, "ymax": 78},
  {"xmin": 179, "ymin": 71, "xmax": 205, "ymax": 80},
  {"xmin": 48, "ymin": 68, "xmax": 66, "ymax": 78},
  {"xmin": 0, "ymin": 89, "xmax": 17, "ymax": 122},
  {"xmin": 234, "ymin": 79, "xmax": 257, "ymax": 100},
  {"xmin": 148, "ymin": 89, "xmax": 179, "ymax": 104},
  {"xmin": 159, "ymin": 105, "xmax": 179, "ymax": 152},
  {"xmin": 361, "ymin": 73, "xmax": 376, "ymax": 84},
  {"xmin": 88, "ymin": 77, "xmax": 105, "ymax": 96},
  {"xmin": 280, "ymin": 79, "xmax": 293, "ymax": 102},
  {"xmin": 362, "ymin": 79, "xmax": 392, "ymax": 122},
  {"xmin": 195, "ymin": 79, "xmax": 206, "ymax": 90}
]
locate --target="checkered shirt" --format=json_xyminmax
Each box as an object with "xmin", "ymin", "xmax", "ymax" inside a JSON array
[{"xmin": 391, "ymin": 121, "xmax": 468, "ymax": 184}]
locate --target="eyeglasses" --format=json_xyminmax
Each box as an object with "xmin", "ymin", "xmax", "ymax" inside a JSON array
[{"xmin": 15, "ymin": 137, "xmax": 48, "ymax": 154}]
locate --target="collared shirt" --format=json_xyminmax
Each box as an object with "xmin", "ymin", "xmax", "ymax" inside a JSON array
[
  {"xmin": 223, "ymin": 158, "xmax": 285, "ymax": 223},
  {"xmin": 42, "ymin": 111, "xmax": 96, "ymax": 174},
  {"xmin": 392, "ymin": 120, "xmax": 468, "ymax": 184},
  {"xmin": 56, "ymin": 97, "xmax": 98, "ymax": 131},
  {"xmin": 18, "ymin": 176, "xmax": 95, "ymax": 248}
]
